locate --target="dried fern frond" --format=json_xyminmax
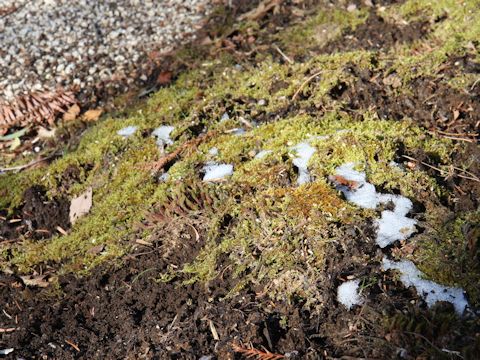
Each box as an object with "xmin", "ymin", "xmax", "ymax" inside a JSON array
[
  {"xmin": 232, "ymin": 343, "xmax": 285, "ymax": 360},
  {"xmin": 0, "ymin": 89, "xmax": 76, "ymax": 134}
]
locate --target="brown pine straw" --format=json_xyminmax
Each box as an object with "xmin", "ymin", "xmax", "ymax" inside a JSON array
[
  {"xmin": 0, "ymin": 89, "xmax": 76, "ymax": 135},
  {"xmin": 231, "ymin": 343, "xmax": 285, "ymax": 359},
  {"xmin": 402, "ymin": 155, "xmax": 480, "ymax": 182}
]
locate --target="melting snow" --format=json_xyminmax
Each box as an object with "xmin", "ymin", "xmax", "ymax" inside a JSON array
[
  {"xmin": 117, "ymin": 125, "xmax": 137, "ymax": 138},
  {"xmin": 255, "ymin": 150, "xmax": 272, "ymax": 159},
  {"xmin": 0, "ymin": 349, "xmax": 14, "ymax": 355},
  {"xmin": 203, "ymin": 162, "xmax": 233, "ymax": 182},
  {"xmin": 152, "ymin": 125, "xmax": 174, "ymax": 147},
  {"xmin": 332, "ymin": 163, "xmax": 417, "ymax": 247},
  {"xmin": 208, "ymin": 147, "xmax": 219, "ymax": 156},
  {"xmin": 220, "ymin": 112, "xmax": 230, "ymax": 121},
  {"xmin": 337, "ymin": 279, "xmax": 364, "ymax": 310},
  {"xmin": 291, "ymin": 142, "xmax": 316, "ymax": 185},
  {"xmin": 382, "ymin": 258, "xmax": 469, "ymax": 314}
]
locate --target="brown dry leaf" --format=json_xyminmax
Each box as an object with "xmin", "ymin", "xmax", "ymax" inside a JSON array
[
  {"xmin": 37, "ymin": 126, "xmax": 56, "ymax": 139},
  {"xmin": 63, "ymin": 104, "xmax": 81, "ymax": 121},
  {"xmin": 157, "ymin": 71, "xmax": 173, "ymax": 86},
  {"xmin": 20, "ymin": 274, "xmax": 50, "ymax": 288},
  {"xmin": 87, "ymin": 244, "xmax": 105, "ymax": 255},
  {"xmin": 69, "ymin": 187, "xmax": 93, "ymax": 224},
  {"xmin": 83, "ymin": 109, "xmax": 103, "ymax": 122}
]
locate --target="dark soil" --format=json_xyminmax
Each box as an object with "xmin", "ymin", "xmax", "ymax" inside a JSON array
[
  {"xmin": 322, "ymin": 12, "xmax": 430, "ymax": 53},
  {"xmin": 2, "ymin": 216, "xmax": 478, "ymax": 359},
  {"xmin": 1, "ymin": 185, "xmax": 70, "ymax": 242}
]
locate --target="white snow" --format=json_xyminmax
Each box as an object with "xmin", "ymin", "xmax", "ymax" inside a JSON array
[
  {"xmin": 117, "ymin": 125, "xmax": 137, "ymax": 138},
  {"xmin": 332, "ymin": 163, "xmax": 417, "ymax": 247},
  {"xmin": 208, "ymin": 147, "xmax": 219, "ymax": 156},
  {"xmin": 255, "ymin": 150, "xmax": 272, "ymax": 159},
  {"xmin": 202, "ymin": 162, "xmax": 233, "ymax": 182},
  {"xmin": 220, "ymin": 112, "xmax": 230, "ymax": 121},
  {"xmin": 382, "ymin": 258, "xmax": 469, "ymax": 314},
  {"xmin": 333, "ymin": 163, "xmax": 378, "ymax": 209},
  {"xmin": 375, "ymin": 195, "xmax": 417, "ymax": 248},
  {"xmin": 0, "ymin": 349, "xmax": 13, "ymax": 355},
  {"xmin": 231, "ymin": 128, "xmax": 246, "ymax": 136},
  {"xmin": 159, "ymin": 173, "xmax": 169, "ymax": 182},
  {"xmin": 291, "ymin": 142, "xmax": 316, "ymax": 185},
  {"xmin": 152, "ymin": 125, "xmax": 174, "ymax": 147},
  {"xmin": 337, "ymin": 279, "xmax": 364, "ymax": 310}
]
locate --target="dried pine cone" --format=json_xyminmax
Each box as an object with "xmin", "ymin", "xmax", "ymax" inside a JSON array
[{"xmin": 0, "ymin": 89, "xmax": 76, "ymax": 135}]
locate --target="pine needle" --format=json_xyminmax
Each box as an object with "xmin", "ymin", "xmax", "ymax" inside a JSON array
[
  {"xmin": 0, "ymin": 89, "xmax": 76, "ymax": 134},
  {"xmin": 231, "ymin": 343, "xmax": 285, "ymax": 360}
]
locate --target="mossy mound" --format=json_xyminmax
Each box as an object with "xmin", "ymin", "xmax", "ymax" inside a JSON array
[{"xmin": 1, "ymin": 0, "xmax": 479, "ymax": 357}]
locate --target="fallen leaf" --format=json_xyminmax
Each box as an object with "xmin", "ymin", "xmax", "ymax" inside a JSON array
[
  {"xmin": 0, "ymin": 127, "xmax": 28, "ymax": 141},
  {"xmin": 83, "ymin": 109, "xmax": 103, "ymax": 122},
  {"xmin": 37, "ymin": 126, "xmax": 56, "ymax": 139},
  {"xmin": 69, "ymin": 187, "xmax": 93, "ymax": 224},
  {"xmin": 8, "ymin": 137, "xmax": 21, "ymax": 151},
  {"xmin": 157, "ymin": 71, "xmax": 173, "ymax": 86},
  {"xmin": 87, "ymin": 244, "xmax": 105, "ymax": 255},
  {"xmin": 20, "ymin": 274, "xmax": 49, "ymax": 288},
  {"xmin": 63, "ymin": 104, "xmax": 81, "ymax": 121}
]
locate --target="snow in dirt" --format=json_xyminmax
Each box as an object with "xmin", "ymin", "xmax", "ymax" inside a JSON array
[
  {"xmin": 332, "ymin": 163, "xmax": 417, "ymax": 247},
  {"xmin": 337, "ymin": 279, "xmax": 364, "ymax": 310},
  {"xmin": 202, "ymin": 162, "xmax": 233, "ymax": 182},
  {"xmin": 0, "ymin": 349, "xmax": 13, "ymax": 355},
  {"xmin": 291, "ymin": 142, "xmax": 316, "ymax": 185},
  {"xmin": 117, "ymin": 125, "xmax": 137, "ymax": 138},
  {"xmin": 382, "ymin": 258, "xmax": 469, "ymax": 314},
  {"xmin": 375, "ymin": 195, "xmax": 417, "ymax": 248},
  {"xmin": 152, "ymin": 125, "xmax": 174, "ymax": 147}
]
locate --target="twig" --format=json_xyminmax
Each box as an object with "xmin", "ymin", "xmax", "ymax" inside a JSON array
[
  {"xmin": 65, "ymin": 339, "xmax": 80, "ymax": 352},
  {"xmin": 402, "ymin": 155, "xmax": 480, "ymax": 182},
  {"xmin": 427, "ymin": 130, "xmax": 477, "ymax": 143},
  {"xmin": 273, "ymin": 44, "xmax": 293, "ymax": 64},
  {"xmin": 0, "ymin": 327, "xmax": 18, "ymax": 333},
  {"xmin": 140, "ymin": 130, "xmax": 218, "ymax": 172},
  {"xmin": 292, "ymin": 71, "xmax": 322, "ymax": 101},
  {"xmin": 0, "ymin": 154, "xmax": 56, "ymax": 173},
  {"xmin": 232, "ymin": 343, "xmax": 284, "ymax": 359}
]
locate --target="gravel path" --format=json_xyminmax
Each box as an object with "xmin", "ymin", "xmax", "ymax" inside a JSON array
[{"xmin": 0, "ymin": 0, "xmax": 212, "ymax": 102}]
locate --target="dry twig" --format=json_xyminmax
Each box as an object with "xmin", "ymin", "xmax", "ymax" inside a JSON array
[
  {"xmin": 232, "ymin": 343, "xmax": 284, "ymax": 360},
  {"xmin": 402, "ymin": 155, "xmax": 480, "ymax": 182},
  {"xmin": 292, "ymin": 71, "xmax": 322, "ymax": 101},
  {"xmin": 140, "ymin": 130, "xmax": 218, "ymax": 172}
]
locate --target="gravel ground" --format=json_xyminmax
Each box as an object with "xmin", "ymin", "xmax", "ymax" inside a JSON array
[{"xmin": 0, "ymin": 0, "xmax": 212, "ymax": 103}]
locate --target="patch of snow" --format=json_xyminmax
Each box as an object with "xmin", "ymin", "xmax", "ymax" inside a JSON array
[
  {"xmin": 152, "ymin": 125, "xmax": 174, "ymax": 147},
  {"xmin": 231, "ymin": 128, "xmax": 246, "ymax": 136},
  {"xmin": 337, "ymin": 279, "xmax": 364, "ymax": 310},
  {"xmin": 117, "ymin": 125, "xmax": 137, "ymax": 138},
  {"xmin": 332, "ymin": 163, "xmax": 417, "ymax": 247},
  {"xmin": 220, "ymin": 112, "xmax": 230, "ymax": 121},
  {"xmin": 208, "ymin": 147, "xmax": 219, "ymax": 156},
  {"xmin": 159, "ymin": 173, "xmax": 169, "ymax": 182},
  {"xmin": 0, "ymin": 349, "xmax": 14, "ymax": 355},
  {"xmin": 382, "ymin": 257, "xmax": 469, "ymax": 314},
  {"xmin": 255, "ymin": 150, "xmax": 272, "ymax": 159},
  {"xmin": 291, "ymin": 142, "xmax": 316, "ymax": 185},
  {"xmin": 203, "ymin": 162, "xmax": 233, "ymax": 182},
  {"xmin": 375, "ymin": 195, "xmax": 416, "ymax": 248}
]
